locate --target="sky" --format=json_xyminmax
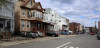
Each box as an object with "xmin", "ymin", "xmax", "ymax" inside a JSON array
[{"xmin": 35, "ymin": 0, "xmax": 100, "ymax": 27}]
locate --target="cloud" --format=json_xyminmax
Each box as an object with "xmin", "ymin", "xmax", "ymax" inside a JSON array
[{"xmin": 35, "ymin": 0, "xmax": 100, "ymax": 27}]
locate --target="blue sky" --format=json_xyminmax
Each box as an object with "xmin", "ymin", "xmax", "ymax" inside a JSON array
[{"xmin": 35, "ymin": 0, "xmax": 100, "ymax": 27}]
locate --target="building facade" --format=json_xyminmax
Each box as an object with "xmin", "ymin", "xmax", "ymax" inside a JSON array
[
  {"xmin": 43, "ymin": 8, "xmax": 69, "ymax": 32},
  {"xmin": 69, "ymin": 22, "xmax": 81, "ymax": 34},
  {"xmin": 15, "ymin": 0, "xmax": 48, "ymax": 34},
  {"xmin": 0, "ymin": 0, "xmax": 15, "ymax": 33},
  {"xmin": 98, "ymin": 21, "xmax": 100, "ymax": 32}
]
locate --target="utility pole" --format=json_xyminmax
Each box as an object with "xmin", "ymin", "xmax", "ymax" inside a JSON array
[{"xmin": 95, "ymin": 21, "xmax": 97, "ymax": 34}]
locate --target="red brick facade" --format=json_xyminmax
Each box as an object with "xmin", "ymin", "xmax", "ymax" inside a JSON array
[
  {"xmin": 98, "ymin": 21, "xmax": 100, "ymax": 32},
  {"xmin": 69, "ymin": 22, "xmax": 80, "ymax": 34}
]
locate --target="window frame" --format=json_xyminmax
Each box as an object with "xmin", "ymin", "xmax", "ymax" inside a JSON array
[
  {"xmin": 27, "ymin": 21, "xmax": 30, "ymax": 28},
  {"xmin": 0, "ymin": 5, "xmax": 3, "ymax": 11},
  {"xmin": 22, "ymin": 21, "xmax": 25, "ymax": 28},
  {"xmin": 22, "ymin": 9, "xmax": 25, "ymax": 16}
]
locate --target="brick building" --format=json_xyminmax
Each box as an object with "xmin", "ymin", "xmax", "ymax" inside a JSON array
[
  {"xmin": 69, "ymin": 22, "xmax": 80, "ymax": 34},
  {"xmin": 98, "ymin": 21, "xmax": 100, "ymax": 32}
]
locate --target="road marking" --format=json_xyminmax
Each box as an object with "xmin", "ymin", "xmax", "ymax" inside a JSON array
[
  {"xmin": 69, "ymin": 46, "xmax": 74, "ymax": 48},
  {"xmin": 64, "ymin": 46, "xmax": 68, "ymax": 48},
  {"xmin": 56, "ymin": 42, "xmax": 71, "ymax": 48},
  {"xmin": 76, "ymin": 47, "xmax": 79, "ymax": 48}
]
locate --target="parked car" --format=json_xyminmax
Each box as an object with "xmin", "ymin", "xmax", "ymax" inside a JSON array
[
  {"xmin": 97, "ymin": 32, "xmax": 100, "ymax": 40},
  {"xmin": 90, "ymin": 32, "xmax": 95, "ymax": 35},
  {"xmin": 69, "ymin": 31, "xmax": 73, "ymax": 34},
  {"xmin": 28, "ymin": 31, "xmax": 38, "ymax": 38},
  {"xmin": 61, "ymin": 31, "xmax": 69, "ymax": 35},
  {"xmin": 45, "ymin": 32, "xmax": 60, "ymax": 37},
  {"xmin": 20, "ymin": 31, "xmax": 38, "ymax": 38},
  {"xmin": 33, "ymin": 31, "xmax": 45, "ymax": 37}
]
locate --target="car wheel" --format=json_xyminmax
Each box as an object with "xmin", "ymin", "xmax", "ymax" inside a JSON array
[{"xmin": 98, "ymin": 38, "xmax": 100, "ymax": 40}]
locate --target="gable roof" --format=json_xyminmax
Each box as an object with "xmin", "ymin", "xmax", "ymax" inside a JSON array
[
  {"xmin": 31, "ymin": 2, "xmax": 43, "ymax": 11},
  {"xmin": 21, "ymin": 0, "xmax": 35, "ymax": 7}
]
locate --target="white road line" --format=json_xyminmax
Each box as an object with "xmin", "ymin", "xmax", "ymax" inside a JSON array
[
  {"xmin": 76, "ymin": 47, "xmax": 79, "ymax": 48},
  {"xmin": 69, "ymin": 46, "xmax": 74, "ymax": 48},
  {"xmin": 56, "ymin": 42, "xmax": 71, "ymax": 48},
  {"xmin": 64, "ymin": 46, "xmax": 68, "ymax": 48}
]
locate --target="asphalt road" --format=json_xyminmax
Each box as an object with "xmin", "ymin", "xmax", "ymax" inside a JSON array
[{"xmin": 2, "ymin": 34, "xmax": 100, "ymax": 48}]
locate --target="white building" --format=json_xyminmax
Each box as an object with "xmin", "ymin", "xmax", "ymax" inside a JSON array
[
  {"xmin": 0, "ymin": 0, "xmax": 16, "ymax": 33},
  {"xmin": 43, "ymin": 8, "xmax": 69, "ymax": 31}
]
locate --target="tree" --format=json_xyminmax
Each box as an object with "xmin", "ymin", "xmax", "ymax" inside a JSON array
[{"xmin": 0, "ymin": 0, "xmax": 12, "ymax": 8}]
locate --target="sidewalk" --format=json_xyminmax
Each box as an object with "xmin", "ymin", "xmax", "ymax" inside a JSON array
[{"xmin": 0, "ymin": 35, "xmax": 76, "ymax": 47}]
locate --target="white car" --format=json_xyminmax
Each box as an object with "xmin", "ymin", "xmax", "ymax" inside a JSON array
[{"xmin": 33, "ymin": 31, "xmax": 45, "ymax": 37}]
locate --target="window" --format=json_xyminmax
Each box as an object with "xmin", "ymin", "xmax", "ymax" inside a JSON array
[
  {"xmin": 27, "ymin": 21, "xmax": 30, "ymax": 28},
  {"xmin": 27, "ymin": 10, "xmax": 30, "ymax": 17},
  {"xmin": 7, "ymin": 20, "xmax": 10, "ymax": 28},
  {"xmin": 22, "ymin": 21, "xmax": 25, "ymax": 28},
  {"xmin": 31, "ymin": 22, "xmax": 34, "ymax": 28},
  {"xmin": 0, "ymin": 21, "xmax": 3, "ymax": 28},
  {"xmin": 22, "ymin": 9, "xmax": 25, "ymax": 16},
  {"xmin": 38, "ymin": 23, "xmax": 40, "ymax": 29},
  {"xmin": 35, "ymin": 12, "xmax": 37, "ymax": 17},
  {"xmin": 31, "ymin": 0, "xmax": 33, "ymax": 5},
  {"xmin": 0, "ymin": 5, "xmax": 3, "ymax": 11},
  {"xmin": 32, "ymin": 12, "xmax": 35, "ymax": 17}
]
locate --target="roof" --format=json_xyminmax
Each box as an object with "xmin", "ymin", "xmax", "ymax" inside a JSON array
[{"xmin": 21, "ymin": 0, "xmax": 35, "ymax": 7}]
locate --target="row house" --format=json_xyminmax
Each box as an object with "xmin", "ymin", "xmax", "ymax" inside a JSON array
[
  {"xmin": 0, "ymin": 0, "xmax": 15, "ymax": 33},
  {"xmin": 43, "ymin": 8, "xmax": 69, "ymax": 32},
  {"xmin": 43, "ymin": 8, "xmax": 54, "ymax": 31},
  {"xmin": 15, "ymin": 0, "xmax": 47, "ymax": 34},
  {"xmin": 43, "ymin": 8, "xmax": 59, "ymax": 31},
  {"xmin": 62, "ymin": 19, "xmax": 69, "ymax": 31}
]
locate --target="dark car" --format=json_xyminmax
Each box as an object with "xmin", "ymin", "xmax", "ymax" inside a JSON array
[
  {"xmin": 97, "ymin": 32, "xmax": 100, "ymax": 40},
  {"xmin": 90, "ymin": 32, "xmax": 95, "ymax": 35},
  {"xmin": 45, "ymin": 32, "xmax": 59, "ymax": 37}
]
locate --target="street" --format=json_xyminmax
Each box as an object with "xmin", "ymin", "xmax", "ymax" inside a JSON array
[{"xmin": 2, "ymin": 34, "xmax": 100, "ymax": 48}]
